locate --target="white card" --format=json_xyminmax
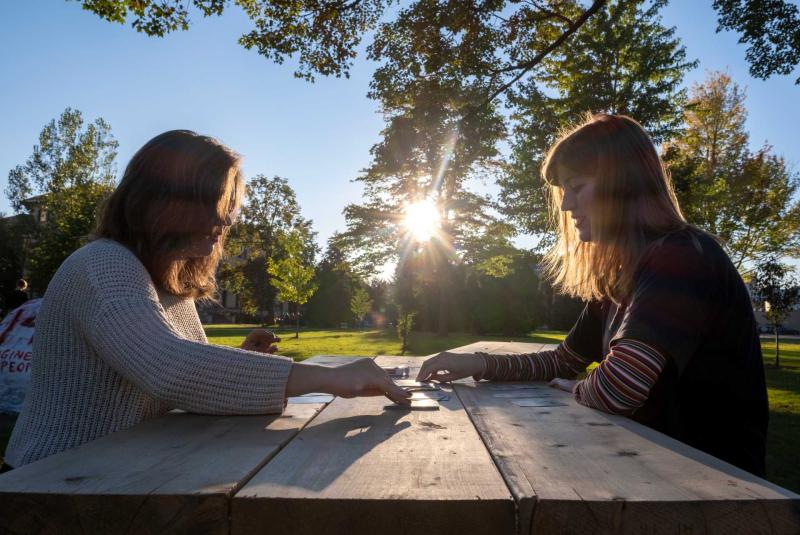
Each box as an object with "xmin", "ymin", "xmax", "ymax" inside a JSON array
[
  {"xmin": 493, "ymin": 391, "xmax": 555, "ymax": 398},
  {"xmin": 488, "ymin": 383, "xmax": 548, "ymax": 390},
  {"xmin": 410, "ymin": 391, "xmax": 449, "ymax": 401},
  {"xmin": 510, "ymin": 399, "xmax": 568, "ymax": 407}
]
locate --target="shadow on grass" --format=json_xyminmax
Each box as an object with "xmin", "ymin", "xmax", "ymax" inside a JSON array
[
  {"xmin": 766, "ymin": 409, "xmax": 800, "ymax": 493},
  {"xmin": 764, "ymin": 362, "xmax": 800, "ymax": 493}
]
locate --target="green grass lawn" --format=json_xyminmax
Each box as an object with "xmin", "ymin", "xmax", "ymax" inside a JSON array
[
  {"xmin": 203, "ymin": 324, "xmax": 567, "ymax": 360},
  {"xmin": 2, "ymin": 325, "xmax": 798, "ymax": 495}
]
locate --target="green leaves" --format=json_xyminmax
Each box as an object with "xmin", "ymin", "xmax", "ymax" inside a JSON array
[
  {"xmin": 500, "ymin": 0, "xmax": 695, "ymax": 241},
  {"xmin": 664, "ymin": 71, "xmax": 800, "ymax": 269},
  {"xmin": 267, "ymin": 227, "xmax": 319, "ymax": 336},
  {"xmin": 350, "ymin": 286, "xmax": 372, "ymax": 322},
  {"xmin": 78, "ymin": 0, "xmax": 388, "ymax": 80},
  {"xmin": 713, "ymin": 0, "xmax": 800, "ymax": 84},
  {"xmin": 218, "ymin": 174, "xmax": 315, "ymax": 318},
  {"xmin": 4, "ymin": 108, "xmax": 118, "ymax": 292}
]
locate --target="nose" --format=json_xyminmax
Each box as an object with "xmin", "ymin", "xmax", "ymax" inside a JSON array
[{"xmin": 560, "ymin": 188, "xmax": 576, "ymax": 212}]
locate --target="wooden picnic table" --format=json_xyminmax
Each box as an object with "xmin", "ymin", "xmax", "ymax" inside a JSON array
[{"xmin": 1, "ymin": 342, "xmax": 799, "ymax": 534}]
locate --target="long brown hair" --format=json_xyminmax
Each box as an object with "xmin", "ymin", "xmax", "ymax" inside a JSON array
[
  {"xmin": 95, "ymin": 130, "xmax": 243, "ymax": 300},
  {"xmin": 542, "ymin": 113, "xmax": 688, "ymax": 303}
]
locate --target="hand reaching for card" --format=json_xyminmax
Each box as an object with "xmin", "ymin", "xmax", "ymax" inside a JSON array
[{"xmin": 416, "ymin": 351, "xmax": 485, "ymax": 383}]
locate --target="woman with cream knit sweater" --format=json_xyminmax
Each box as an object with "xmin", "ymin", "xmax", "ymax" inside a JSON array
[{"xmin": 3, "ymin": 130, "xmax": 409, "ymax": 469}]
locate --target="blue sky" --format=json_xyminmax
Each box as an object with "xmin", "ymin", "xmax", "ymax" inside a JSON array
[{"xmin": 1, "ymin": 0, "xmax": 798, "ymax": 254}]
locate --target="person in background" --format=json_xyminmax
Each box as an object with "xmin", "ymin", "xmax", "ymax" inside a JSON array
[
  {"xmin": 3, "ymin": 130, "xmax": 409, "ymax": 470},
  {"xmin": 417, "ymin": 114, "xmax": 768, "ymax": 477},
  {"xmin": 5, "ymin": 279, "xmax": 29, "ymax": 313}
]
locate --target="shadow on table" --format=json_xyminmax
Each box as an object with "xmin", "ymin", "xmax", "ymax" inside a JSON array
[{"xmin": 265, "ymin": 410, "xmax": 412, "ymax": 492}]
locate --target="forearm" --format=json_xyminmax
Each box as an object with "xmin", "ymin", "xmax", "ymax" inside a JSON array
[
  {"xmin": 573, "ymin": 339, "xmax": 666, "ymax": 415},
  {"xmin": 91, "ymin": 298, "xmax": 293, "ymax": 415},
  {"xmin": 285, "ymin": 363, "xmax": 334, "ymax": 397},
  {"xmin": 475, "ymin": 343, "xmax": 590, "ymax": 381}
]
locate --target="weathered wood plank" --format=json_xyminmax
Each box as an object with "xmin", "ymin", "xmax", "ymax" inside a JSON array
[
  {"xmin": 449, "ymin": 342, "xmax": 800, "ymax": 535},
  {"xmin": 0, "ymin": 404, "xmax": 323, "ymax": 535},
  {"xmin": 232, "ymin": 356, "xmax": 515, "ymax": 535}
]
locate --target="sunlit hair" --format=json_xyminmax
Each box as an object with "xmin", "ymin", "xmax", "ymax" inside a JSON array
[
  {"xmin": 542, "ymin": 113, "xmax": 688, "ymax": 303},
  {"xmin": 94, "ymin": 130, "xmax": 243, "ymax": 300}
]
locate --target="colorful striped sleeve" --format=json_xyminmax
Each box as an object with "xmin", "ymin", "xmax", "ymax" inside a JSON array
[
  {"xmin": 473, "ymin": 342, "xmax": 592, "ymax": 382},
  {"xmin": 573, "ymin": 338, "xmax": 667, "ymax": 415}
]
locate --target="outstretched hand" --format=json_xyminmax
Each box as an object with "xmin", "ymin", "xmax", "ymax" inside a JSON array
[
  {"xmin": 416, "ymin": 351, "xmax": 484, "ymax": 383},
  {"xmin": 287, "ymin": 358, "xmax": 411, "ymax": 405}
]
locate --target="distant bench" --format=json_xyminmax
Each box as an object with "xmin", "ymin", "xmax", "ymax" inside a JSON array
[{"xmin": 1, "ymin": 344, "xmax": 798, "ymax": 534}]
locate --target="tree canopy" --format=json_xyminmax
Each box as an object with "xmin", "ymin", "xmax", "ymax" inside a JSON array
[
  {"xmin": 5, "ymin": 108, "xmax": 118, "ymax": 292},
  {"xmin": 76, "ymin": 0, "xmax": 800, "ymax": 86},
  {"xmin": 499, "ymin": 0, "xmax": 696, "ymax": 241},
  {"xmin": 663, "ymin": 71, "xmax": 800, "ymax": 268},
  {"xmin": 218, "ymin": 174, "xmax": 315, "ymax": 320}
]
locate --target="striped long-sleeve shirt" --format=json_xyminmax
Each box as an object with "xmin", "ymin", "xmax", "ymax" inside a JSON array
[{"xmin": 475, "ymin": 339, "xmax": 667, "ymax": 415}]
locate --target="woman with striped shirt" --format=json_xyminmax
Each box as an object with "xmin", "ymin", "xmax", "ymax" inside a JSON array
[{"xmin": 417, "ymin": 114, "xmax": 769, "ymax": 477}]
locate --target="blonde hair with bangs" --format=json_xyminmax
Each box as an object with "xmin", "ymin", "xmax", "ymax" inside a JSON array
[{"xmin": 542, "ymin": 113, "xmax": 687, "ymax": 303}]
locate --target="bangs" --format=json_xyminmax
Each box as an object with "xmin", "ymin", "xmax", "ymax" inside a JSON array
[{"xmin": 216, "ymin": 167, "xmax": 243, "ymax": 221}]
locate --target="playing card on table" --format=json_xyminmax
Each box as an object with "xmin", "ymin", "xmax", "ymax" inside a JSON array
[
  {"xmin": 410, "ymin": 391, "xmax": 449, "ymax": 401},
  {"xmin": 510, "ymin": 399, "xmax": 568, "ymax": 408},
  {"xmin": 493, "ymin": 390, "xmax": 555, "ymax": 398},
  {"xmin": 382, "ymin": 366, "xmax": 410, "ymax": 378},
  {"xmin": 385, "ymin": 399, "xmax": 439, "ymax": 411},
  {"xmin": 394, "ymin": 379, "xmax": 441, "ymax": 391},
  {"xmin": 488, "ymin": 383, "xmax": 548, "ymax": 391}
]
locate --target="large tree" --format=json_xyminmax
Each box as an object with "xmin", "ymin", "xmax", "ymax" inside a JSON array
[
  {"xmin": 5, "ymin": 108, "xmax": 118, "ymax": 292},
  {"xmin": 218, "ymin": 174, "xmax": 315, "ymax": 321},
  {"xmin": 304, "ymin": 236, "xmax": 360, "ymax": 328},
  {"xmin": 713, "ymin": 0, "xmax": 800, "ymax": 84},
  {"xmin": 267, "ymin": 226, "xmax": 319, "ymax": 338},
  {"xmin": 499, "ymin": 0, "xmax": 696, "ymax": 242},
  {"xmin": 338, "ymin": 0, "xmax": 517, "ymax": 335},
  {"xmin": 749, "ymin": 257, "xmax": 800, "ymax": 367},
  {"xmin": 663, "ymin": 71, "xmax": 800, "ymax": 268},
  {"xmin": 76, "ymin": 1, "xmax": 800, "ymax": 85}
]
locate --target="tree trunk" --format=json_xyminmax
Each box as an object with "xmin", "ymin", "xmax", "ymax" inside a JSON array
[
  {"xmin": 295, "ymin": 304, "xmax": 300, "ymax": 339},
  {"xmin": 774, "ymin": 324, "xmax": 780, "ymax": 368},
  {"xmin": 437, "ymin": 281, "xmax": 449, "ymax": 337}
]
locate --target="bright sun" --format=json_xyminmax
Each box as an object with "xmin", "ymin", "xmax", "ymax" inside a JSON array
[{"xmin": 403, "ymin": 199, "xmax": 440, "ymax": 242}]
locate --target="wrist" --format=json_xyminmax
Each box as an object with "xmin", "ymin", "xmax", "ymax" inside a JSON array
[
  {"xmin": 471, "ymin": 353, "xmax": 489, "ymax": 381},
  {"xmin": 286, "ymin": 363, "xmax": 331, "ymax": 396}
]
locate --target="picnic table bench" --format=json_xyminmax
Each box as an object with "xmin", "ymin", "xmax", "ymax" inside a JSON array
[{"xmin": 1, "ymin": 342, "xmax": 798, "ymax": 534}]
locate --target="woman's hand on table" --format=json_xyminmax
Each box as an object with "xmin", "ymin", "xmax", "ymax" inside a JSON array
[
  {"xmin": 241, "ymin": 329, "xmax": 280, "ymax": 354},
  {"xmin": 549, "ymin": 378, "xmax": 578, "ymax": 393},
  {"xmin": 287, "ymin": 358, "xmax": 411, "ymax": 405},
  {"xmin": 416, "ymin": 351, "xmax": 485, "ymax": 383}
]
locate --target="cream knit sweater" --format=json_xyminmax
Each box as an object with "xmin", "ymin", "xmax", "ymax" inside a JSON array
[{"xmin": 4, "ymin": 239, "xmax": 293, "ymax": 468}]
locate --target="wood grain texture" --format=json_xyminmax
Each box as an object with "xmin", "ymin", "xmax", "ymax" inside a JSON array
[
  {"xmin": 232, "ymin": 357, "xmax": 515, "ymax": 535},
  {"xmin": 450, "ymin": 342, "xmax": 800, "ymax": 535},
  {"xmin": 0, "ymin": 404, "xmax": 323, "ymax": 535}
]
